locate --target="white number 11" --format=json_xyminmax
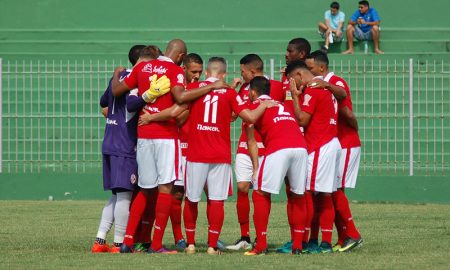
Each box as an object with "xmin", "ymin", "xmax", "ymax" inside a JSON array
[{"xmin": 203, "ymin": 95, "xmax": 218, "ymax": 123}]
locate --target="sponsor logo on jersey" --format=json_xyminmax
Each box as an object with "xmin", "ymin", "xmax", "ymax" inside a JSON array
[
  {"xmin": 106, "ymin": 118, "xmax": 118, "ymax": 125},
  {"xmin": 330, "ymin": 118, "xmax": 337, "ymax": 125},
  {"xmin": 285, "ymin": 90, "xmax": 293, "ymax": 101},
  {"xmin": 144, "ymin": 106, "xmax": 160, "ymax": 113},
  {"xmin": 142, "ymin": 64, "xmax": 168, "ymax": 74},
  {"xmin": 273, "ymin": 116, "xmax": 296, "ymax": 123},
  {"xmin": 180, "ymin": 142, "xmax": 188, "ymax": 149},
  {"xmin": 197, "ymin": 124, "xmax": 220, "ymax": 132}
]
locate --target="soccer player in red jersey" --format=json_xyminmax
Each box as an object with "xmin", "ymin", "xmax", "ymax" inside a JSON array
[
  {"xmin": 287, "ymin": 60, "xmax": 342, "ymax": 253},
  {"xmin": 242, "ymin": 76, "xmax": 309, "ymax": 256},
  {"xmin": 277, "ymin": 38, "xmax": 312, "ymax": 254},
  {"xmin": 305, "ymin": 51, "xmax": 363, "ymax": 252},
  {"xmin": 226, "ymin": 54, "xmax": 284, "ymax": 251},
  {"xmin": 112, "ymin": 39, "xmax": 227, "ymax": 254},
  {"xmin": 182, "ymin": 57, "xmax": 275, "ymax": 255}
]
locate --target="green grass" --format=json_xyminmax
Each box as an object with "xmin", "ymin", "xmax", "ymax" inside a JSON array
[{"xmin": 1, "ymin": 201, "xmax": 449, "ymax": 270}]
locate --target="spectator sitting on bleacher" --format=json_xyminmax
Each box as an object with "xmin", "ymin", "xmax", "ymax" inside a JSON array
[
  {"xmin": 318, "ymin": 1, "xmax": 345, "ymax": 53},
  {"xmin": 342, "ymin": 0, "xmax": 383, "ymax": 54}
]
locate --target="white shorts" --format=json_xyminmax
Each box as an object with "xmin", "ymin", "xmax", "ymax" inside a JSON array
[
  {"xmin": 234, "ymin": 153, "xmax": 264, "ymax": 183},
  {"xmin": 337, "ymin": 147, "xmax": 361, "ymax": 189},
  {"xmin": 185, "ymin": 162, "xmax": 233, "ymax": 202},
  {"xmin": 254, "ymin": 148, "xmax": 308, "ymax": 195},
  {"xmin": 307, "ymin": 138, "xmax": 342, "ymax": 193},
  {"xmin": 173, "ymin": 155, "xmax": 186, "ymax": 187},
  {"xmin": 136, "ymin": 138, "xmax": 182, "ymax": 189}
]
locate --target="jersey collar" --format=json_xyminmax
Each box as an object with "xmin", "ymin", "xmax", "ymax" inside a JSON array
[
  {"xmin": 205, "ymin": 77, "xmax": 219, "ymax": 83},
  {"xmin": 324, "ymin": 72, "xmax": 334, "ymax": 82},
  {"xmin": 157, "ymin": 55, "xmax": 174, "ymax": 63}
]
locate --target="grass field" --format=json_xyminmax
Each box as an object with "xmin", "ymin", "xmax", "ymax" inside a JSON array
[{"xmin": 1, "ymin": 200, "xmax": 449, "ymax": 270}]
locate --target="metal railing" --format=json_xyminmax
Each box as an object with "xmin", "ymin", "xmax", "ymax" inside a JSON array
[{"xmin": 1, "ymin": 58, "xmax": 449, "ymax": 175}]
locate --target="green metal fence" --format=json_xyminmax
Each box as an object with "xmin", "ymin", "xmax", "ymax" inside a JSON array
[{"xmin": 1, "ymin": 58, "xmax": 449, "ymax": 175}]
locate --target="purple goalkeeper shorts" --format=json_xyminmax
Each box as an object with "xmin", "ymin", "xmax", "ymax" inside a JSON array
[{"xmin": 102, "ymin": 154, "xmax": 137, "ymax": 191}]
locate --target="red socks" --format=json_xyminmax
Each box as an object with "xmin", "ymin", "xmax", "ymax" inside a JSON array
[
  {"xmin": 183, "ymin": 199, "xmax": 198, "ymax": 245},
  {"xmin": 123, "ymin": 190, "xmax": 148, "ymax": 246},
  {"xmin": 291, "ymin": 196, "xmax": 306, "ymax": 250},
  {"xmin": 252, "ymin": 191, "xmax": 271, "ymax": 251},
  {"xmin": 207, "ymin": 200, "xmax": 224, "ymax": 248},
  {"xmin": 310, "ymin": 193, "xmax": 321, "ymax": 241},
  {"xmin": 150, "ymin": 192, "xmax": 172, "ymax": 251},
  {"xmin": 303, "ymin": 191, "xmax": 314, "ymax": 243},
  {"xmin": 319, "ymin": 194, "xmax": 335, "ymax": 244},
  {"xmin": 170, "ymin": 196, "xmax": 184, "ymax": 243},
  {"xmin": 333, "ymin": 189, "xmax": 361, "ymax": 240},
  {"xmin": 236, "ymin": 191, "xmax": 250, "ymax": 237},
  {"xmin": 136, "ymin": 189, "xmax": 158, "ymax": 244}
]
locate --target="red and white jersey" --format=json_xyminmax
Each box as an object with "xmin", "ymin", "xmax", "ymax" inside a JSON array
[
  {"xmin": 236, "ymin": 79, "xmax": 284, "ymax": 156},
  {"xmin": 179, "ymin": 121, "xmax": 189, "ymax": 157},
  {"xmin": 186, "ymin": 78, "xmax": 247, "ymax": 163},
  {"xmin": 252, "ymin": 95, "xmax": 307, "ymax": 155},
  {"xmin": 300, "ymin": 82, "xmax": 338, "ymax": 153},
  {"xmin": 324, "ymin": 72, "xmax": 361, "ymax": 148},
  {"xmin": 123, "ymin": 56, "xmax": 185, "ymax": 139}
]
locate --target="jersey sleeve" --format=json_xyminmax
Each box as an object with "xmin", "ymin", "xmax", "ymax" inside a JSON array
[
  {"xmin": 168, "ymin": 66, "xmax": 186, "ymax": 88},
  {"xmin": 123, "ymin": 64, "xmax": 140, "ymax": 89},
  {"xmin": 340, "ymin": 11, "xmax": 345, "ymax": 22},
  {"xmin": 350, "ymin": 10, "xmax": 360, "ymax": 22},
  {"xmin": 230, "ymin": 90, "xmax": 247, "ymax": 115},
  {"xmin": 300, "ymin": 88, "xmax": 319, "ymax": 115},
  {"xmin": 371, "ymin": 8, "xmax": 380, "ymax": 21},
  {"xmin": 99, "ymin": 80, "xmax": 111, "ymax": 107}
]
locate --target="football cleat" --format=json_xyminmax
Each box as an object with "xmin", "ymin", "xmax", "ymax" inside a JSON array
[
  {"xmin": 207, "ymin": 247, "xmax": 223, "ymax": 255},
  {"xmin": 226, "ymin": 236, "xmax": 252, "ymax": 250},
  {"xmin": 91, "ymin": 242, "xmax": 110, "ymax": 253},
  {"xmin": 319, "ymin": 242, "xmax": 333, "ymax": 254},
  {"xmin": 291, "ymin": 248, "xmax": 303, "ymax": 255},
  {"xmin": 217, "ymin": 239, "xmax": 227, "ymax": 251},
  {"xmin": 119, "ymin": 243, "xmax": 134, "ymax": 253},
  {"xmin": 147, "ymin": 247, "xmax": 178, "ymax": 254},
  {"xmin": 307, "ymin": 240, "xmax": 321, "ymax": 254},
  {"xmin": 244, "ymin": 248, "xmax": 267, "ymax": 256},
  {"xmin": 185, "ymin": 244, "xmax": 196, "ymax": 254},
  {"xmin": 276, "ymin": 240, "xmax": 293, "ymax": 253},
  {"xmin": 338, "ymin": 237, "xmax": 363, "ymax": 252},
  {"xmin": 301, "ymin": 242, "xmax": 309, "ymax": 254},
  {"xmin": 332, "ymin": 243, "xmax": 342, "ymax": 252},
  {"xmin": 175, "ymin": 239, "xmax": 187, "ymax": 251},
  {"xmin": 134, "ymin": 242, "xmax": 150, "ymax": 252},
  {"xmin": 109, "ymin": 245, "xmax": 121, "ymax": 253}
]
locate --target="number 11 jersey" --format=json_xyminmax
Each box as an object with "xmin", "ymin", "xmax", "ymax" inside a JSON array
[{"xmin": 186, "ymin": 78, "xmax": 247, "ymax": 164}]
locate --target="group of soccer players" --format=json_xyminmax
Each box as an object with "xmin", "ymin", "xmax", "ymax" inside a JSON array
[{"xmin": 91, "ymin": 37, "xmax": 363, "ymax": 256}]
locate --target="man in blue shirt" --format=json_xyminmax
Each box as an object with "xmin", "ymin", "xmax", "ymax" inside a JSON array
[
  {"xmin": 318, "ymin": 2, "xmax": 345, "ymax": 53},
  {"xmin": 342, "ymin": 0, "xmax": 383, "ymax": 54}
]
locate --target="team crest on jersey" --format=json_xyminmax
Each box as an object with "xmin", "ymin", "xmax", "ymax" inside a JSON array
[
  {"xmin": 130, "ymin": 174, "xmax": 137, "ymax": 184},
  {"xmin": 336, "ymin": 81, "xmax": 345, "ymax": 88},
  {"xmin": 142, "ymin": 64, "xmax": 168, "ymax": 74},
  {"xmin": 177, "ymin": 74, "xmax": 185, "ymax": 84},
  {"xmin": 303, "ymin": 94, "xmax": 312, "ymax": 106}
]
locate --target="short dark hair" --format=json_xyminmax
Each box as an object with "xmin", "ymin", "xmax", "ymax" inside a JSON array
[
  {"xmin": 306, "ymin": 50, "xmax": 329, "ymax": 66},
  {"xmin": 183, "ymin": 53, "xmax": 204, "ymax": 66},
  {"xmin": 128, "ymin": 45, "xmax": 145, "ymax": 66},
  {"xmin": 240, "ymin": 54, "xmax": 264, "ymax": 72},
  {"xmin": 250, "ymin": 76, "xmax": 271, "ymax": 96},
  {"xmin": 285, "ymin": 60, "xmax": 309, "ymax": 76},
  {"xmin": 140, "ymin": 45, "xmax": 162, "ymax": 60},
  {"xmin": 330, "ymin": 1, "xmax": 340, "ymax": 9},
  {"xmin": 288, "ymin": 38, "xmax": 311, "ymax": 55},
  {"xmin": 208, "ymin": 56, "xmax": 227, "ymax": 66},
  {"xmin": 359, "ymin": 0, "xmax": 369, "ymax": 7}
]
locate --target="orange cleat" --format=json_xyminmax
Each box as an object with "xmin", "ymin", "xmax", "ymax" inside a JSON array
[
  {"xmin": 109, "ymin": 245, "xmax": 121, "ymax": 253},
  {"xmin": 91, "ymin": 242, "xmax": 110, "ymax": 253}
]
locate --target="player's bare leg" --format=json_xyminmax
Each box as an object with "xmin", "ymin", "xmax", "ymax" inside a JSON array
[
  {"xmin": 342, "ymin": 25, "xmax": 355, "ymax": 54},
  {"xmin": 318, "ymin": 21, "xmax": 331, "ymax": 52}
]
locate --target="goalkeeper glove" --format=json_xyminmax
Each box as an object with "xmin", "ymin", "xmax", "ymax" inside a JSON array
[{"xmin": 142, "ymin": 75, "xmax": 171, "ymax": 103}]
